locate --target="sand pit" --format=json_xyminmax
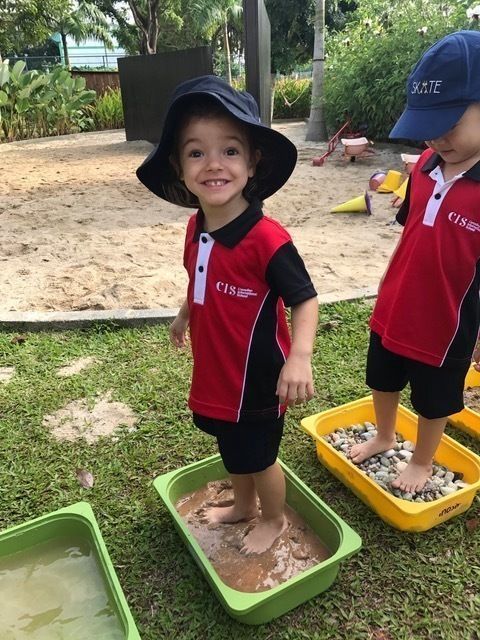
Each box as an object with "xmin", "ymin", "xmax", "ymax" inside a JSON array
[
  {"xmin": 1, "ymin": 121, "xmax": 422, "ymax": 312},
  {"xmin": 176, "ymin": 479, "xmax": 331, "ymax": 593}
]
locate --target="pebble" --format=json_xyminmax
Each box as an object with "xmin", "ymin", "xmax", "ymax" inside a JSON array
[
  {"xmin": 361, "ymin": 431, "xmax": 375, "ymax": 440},
  {"xmin": 323, "ymin": 422, "xmax": 469, "ymax": 503},
  {"xmin": 440, "ymin": 486, "xmax": 457, "ymax": 496},
  {"xmin": 383, "ymin": 449, "xmax": 396, "ymax": 458}
]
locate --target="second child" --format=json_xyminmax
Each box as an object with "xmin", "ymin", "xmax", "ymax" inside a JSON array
[{"xmin": 351, "ymin": 31, "xmax": 480, "ymax": 493}]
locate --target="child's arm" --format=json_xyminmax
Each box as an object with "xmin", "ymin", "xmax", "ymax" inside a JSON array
[
  {"xmin": 169, "ymin": 299, "xmax": 189, "ymax": 348},
  {"xmin": 276, "ymin": 296, "xmax": 318, "ymax": 405}
]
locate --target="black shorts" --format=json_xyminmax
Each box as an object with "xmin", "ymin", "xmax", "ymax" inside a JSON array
[
  {"xmin": 366, "ymin": 331, "xmax": 471, "ymax": 419},
  {"xmin": 193, "ymin": 413, "xmax": 285, "ymax": 474}
]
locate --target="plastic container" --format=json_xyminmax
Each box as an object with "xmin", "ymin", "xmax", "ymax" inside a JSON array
[
  {"xmin": 301, "ymin": 396, "xmax": 480, "ymax": 532},
  {"xmin": 0, "ymin": 502, "xmax": 141, "ymax": 639},
  {"xmin": 153, "ymin": 454, "xmax": 361, "ymax": 625},
  {"xmin": 449, "ymin": 365, "xmax": 480, "ymax": 438}
]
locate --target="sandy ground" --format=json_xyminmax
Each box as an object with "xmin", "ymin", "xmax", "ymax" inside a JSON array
[{"xmin": 0, "ymin": 121, "xmax": 421, "ymax": 312}]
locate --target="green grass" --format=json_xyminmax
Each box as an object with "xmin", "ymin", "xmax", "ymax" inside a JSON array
[{"xmin": 0, "ymin": 302, "xmax": 479, "ymax": 640}]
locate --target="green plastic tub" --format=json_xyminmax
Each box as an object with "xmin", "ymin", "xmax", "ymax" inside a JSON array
[
  {"xmin": 0, "ymin": 502, "xmax": 141, "ymax": 639},
  {"xmin": 153, "ymin": 454, "xmax": 362, "ymax": 625}
]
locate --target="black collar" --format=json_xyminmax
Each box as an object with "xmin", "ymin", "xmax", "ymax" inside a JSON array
[
  {"xmin": 193, "ymin": 199, "xmax": 263, "ymax": 248},
  {"xmin": 421, "ymin": 152, "xmax": 480, "ymax": 182}
]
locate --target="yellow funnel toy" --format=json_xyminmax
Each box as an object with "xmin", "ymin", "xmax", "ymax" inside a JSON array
[
  {"xmin": 393, "ymin": 178, "xmax": 409, "ymax": 201},
  {"xmin": 331, "ymin": 192, "xmax": 372, "ymax": 214},
  {"xmin": 376, "ymin": 170, "xmax": 403, "ymax": 193}
]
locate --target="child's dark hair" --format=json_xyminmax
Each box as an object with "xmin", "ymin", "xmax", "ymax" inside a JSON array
[{"xmin": 166, "ymin": 95, "xmax": 274, "ymax": 207}]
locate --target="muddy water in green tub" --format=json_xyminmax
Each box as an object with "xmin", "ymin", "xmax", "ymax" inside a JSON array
[{"xmin": 0, "ymin": 536, "xmax": 124, "ymax": 639}]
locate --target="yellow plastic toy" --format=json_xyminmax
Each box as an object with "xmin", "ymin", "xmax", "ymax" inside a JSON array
[
  {"xmin": 449, "ymin": 364, "xmax": 480, "ymax": 438},
  {"xmin": 301, "ymin": 396, "xmax": 480, "ymax": 532},
  {"xmin": 393, "ymin": 177, "xmax": 408, "ymax": 201},
  {"xmin": 331, "ymin": 192, "xmax": 372, "ymax": 214},
  {"xmin": 376, "ymin": 170, "xmax": 403, "ymax": 193},
  {"xmin": 391, "ymin": 177, "xmax": 409, "ymax": 208}
]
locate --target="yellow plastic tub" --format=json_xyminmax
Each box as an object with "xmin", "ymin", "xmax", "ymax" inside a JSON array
[
  {"xmin": 301, "ymin": 396, "xmax": 480, "ymax": 532},
  {"xmin": 449, "ymin": 365, "xmax": 480, "ymax": 438}
]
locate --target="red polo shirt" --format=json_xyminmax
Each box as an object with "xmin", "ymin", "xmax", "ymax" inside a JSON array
[
  {"xmin": 183, "ymin": 199, "xmax": 317, "ymax": 422},
  {"xmin": 371, "ymin": 148, "xmax": 480, "ymax": 366}
]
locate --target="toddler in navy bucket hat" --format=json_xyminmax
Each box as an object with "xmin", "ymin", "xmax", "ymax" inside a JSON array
[
  {"xmin": 137, "ymin": 75, "xmax": 318, "ymax": 554},
  {"xmin": 350, "ymin": 31, "xmax": 480, "ymax": 496}
]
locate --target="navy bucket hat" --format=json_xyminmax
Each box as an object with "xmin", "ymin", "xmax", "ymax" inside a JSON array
[
  {"xmin": 136, "ymin": 75, "xmax": 297, "ymax": 207},
  {"xmin": 390, "ymin": 30, "xmax": 480, "ymax": 140}
]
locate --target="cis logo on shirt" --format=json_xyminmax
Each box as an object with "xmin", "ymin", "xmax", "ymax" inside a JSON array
[
  {"xmin": 216, "ymin": 281, "xmax": 237, "ymax": 296},
  {"xmin": 448, "ymin": 211, "xmax": 480, "ymax": 233},
  {"xmin": 216, "ymin": 281, "xmax": 259, "ymax": 299}
]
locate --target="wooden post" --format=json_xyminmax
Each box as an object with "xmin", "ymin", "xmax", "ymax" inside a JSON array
[{"xmin": 243, "ymin": 0, "xmax": 271, "ymax": 125}]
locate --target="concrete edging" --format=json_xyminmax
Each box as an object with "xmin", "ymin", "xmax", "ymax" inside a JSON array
[{"xmin": 0, "ymin": 287, "xmax": 377, "ymax": 331}]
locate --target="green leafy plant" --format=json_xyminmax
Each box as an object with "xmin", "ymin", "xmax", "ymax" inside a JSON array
[
  {"xmin": 0, "ymin": 60, "xmax": 96, "ymax": 142},
  {"xmin": 87, "ymin": 87, "xmax": 124, "ymax": 130},
  {"xmin": 273, "ymin": 76, "xmax": 312, "ymax": 119},
  {"xmin": 324, "ymin": 0, "xmax": 477, "ymax": 139}
]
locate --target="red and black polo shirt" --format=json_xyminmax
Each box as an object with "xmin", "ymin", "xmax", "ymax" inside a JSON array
[
  {"xmin": 371, "ymin": 148, "xmax": 480, "ymax": 367},
  {"xmin": 183, "ymin": 199, "xmax": 317, "ymax": 422}
]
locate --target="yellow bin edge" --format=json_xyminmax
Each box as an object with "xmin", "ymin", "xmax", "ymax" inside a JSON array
[
  {"xmin": 301, "ymin": 396, "xmax": 480, "ymax": 532},
  {"xmin": 449, "ymin": 365, "xmax": 480, "ymax": 438}
]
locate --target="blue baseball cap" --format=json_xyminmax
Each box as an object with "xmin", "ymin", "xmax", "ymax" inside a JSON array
[{"xmin": 389, "ymin": 30, "xmax": 480, "ymax": 140}]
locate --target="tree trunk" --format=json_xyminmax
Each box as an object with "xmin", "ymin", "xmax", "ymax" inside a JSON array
[
  {"xmin": 306, "ymin": 0, "xmax": 328, "ymax": 141},
  {"xmin": 128, "ymin": 0, "xmax": 159, "ymax": 55},
  {"xmin": 61, "ymin": 31, "xmax": 70, "ymax": 68},
  {"xmin": 146, "ymin": 0, "xmax": 159, "ymax": 54},
  {"xmin": 223, "ymin": 16, "xmax": 232, "ymax": 85}
]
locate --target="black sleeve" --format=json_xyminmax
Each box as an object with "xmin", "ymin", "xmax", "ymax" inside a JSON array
[
  {"xmin": 395, "ymin": 176, "xmax": 411, "ymax": 226},
  {"xmin": 265, "ymin": 241, "xmax": 317, "ymax": 308}
]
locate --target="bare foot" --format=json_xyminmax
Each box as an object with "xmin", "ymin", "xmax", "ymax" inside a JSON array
[
  {"xmin": 391, "ymin": 461, "xmax": 432, "ymax": 493},
  {"xmin": 240, "ymin": 515, "xmax": 288, "ymax": 554},
  {"xmin": 349, "ymin": 435, "xmax": 397, "ymax": 464},
  {"xmin": 198, "ymin": 504, "xmax": 259, "ymax": 525}
]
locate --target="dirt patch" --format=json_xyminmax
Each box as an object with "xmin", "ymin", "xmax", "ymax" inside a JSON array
[
  {"xmin": 0, "ymin": 367, "xmax": 15, "ymax": 383},
  {"xmin": 2, "ymin": 123, "xmax": 421, "ymax": 312},
  {"xmin": 176, "ymin": 479, "xmax": 331, "ymax": 593},
  {"xmin": 56, "ymin": 356, "xmax": 98, "ymax": 378},
  {"xmin": 43, "ymin": 391, "xmax": 138, "ymax": 443}
]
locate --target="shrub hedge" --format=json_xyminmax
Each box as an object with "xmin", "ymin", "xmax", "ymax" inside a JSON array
[{"xmin": 324, "ymin": 0, "xmax": 478, "ymax": 139}]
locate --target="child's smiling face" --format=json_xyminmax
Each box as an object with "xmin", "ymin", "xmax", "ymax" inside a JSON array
[
  {"xmin": 178, "ymin": 114, "xmax": 257, "ymax": 219},
  {"xmin": 426, "ymin": 103, "xmax": 480, "ymax": 172}
]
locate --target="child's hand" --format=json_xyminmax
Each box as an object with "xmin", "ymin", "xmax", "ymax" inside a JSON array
[
  {"xmin": 169, "ymin": 314, "xmax": 189, "ymax": 348},
  {"xmin": 473, "ymin": 342, "xmax": 480, "ymax": 371},
  {"xmin": 276, "ymin": 354, "xmax": 314, "ymax": 406}
]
